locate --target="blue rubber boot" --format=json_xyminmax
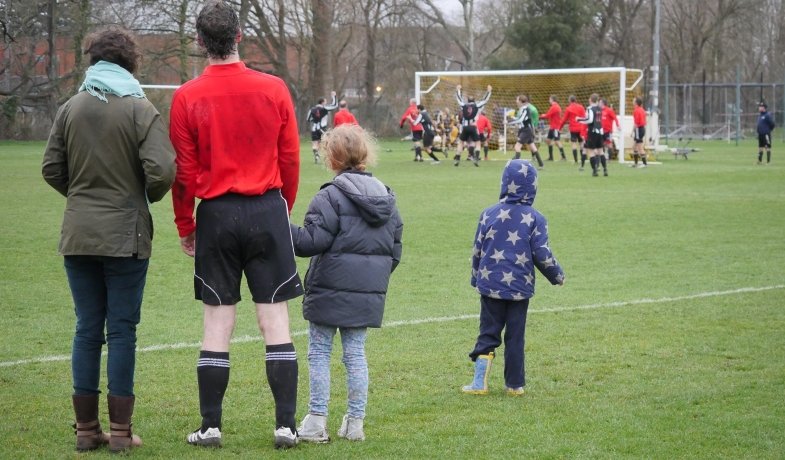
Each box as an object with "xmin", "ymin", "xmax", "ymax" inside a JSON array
[{"xmin": 461, "ymin": 352, "xmax": 494, "ymax": 395}]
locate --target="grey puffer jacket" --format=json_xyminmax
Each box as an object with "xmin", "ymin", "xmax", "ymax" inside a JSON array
[{"xmin": 291, "ymin": 170, "xmax": 403, "ymax": 328}]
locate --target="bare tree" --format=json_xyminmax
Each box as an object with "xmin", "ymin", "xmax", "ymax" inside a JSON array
[
  {"xmin": 244, "ymin": 0, "xmax": 306, "ymax": 98},
  {"xmin": 660, "ymin": 0, "xmax": 755, "ymax": 82},
  {"xmin": 328, "ymin": 2, "xmax": 361, "ymax": 95},
  {"xmin": 591, "ymin": 0, "xmax": 648, "ymax": 68},
  {"xmin": 411, "ymin": 0, "xmax": 478, "ymax": 69}
]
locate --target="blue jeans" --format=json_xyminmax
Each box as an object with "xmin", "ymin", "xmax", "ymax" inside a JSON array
[
  {"xmin": 307, "ymin": 323, "xmax": 368, "ymax": 419},
  {"xmin": 64, "ymin": 255, "xmax": 148, "ymax": 397}
]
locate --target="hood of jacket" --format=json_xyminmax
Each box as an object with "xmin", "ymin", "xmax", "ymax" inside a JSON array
[
  {"xmin": 498, "ymin": 159, "xmax": 538, "ymax": 206},
  {"xmin": 329, "ymin": 170, "xmax": 396, "ymax": 227}
]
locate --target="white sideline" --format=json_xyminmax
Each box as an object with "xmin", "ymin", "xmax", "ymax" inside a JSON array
[{"xmin": 2, "ymin": 284, "xmax": 783, "ymax": 368}]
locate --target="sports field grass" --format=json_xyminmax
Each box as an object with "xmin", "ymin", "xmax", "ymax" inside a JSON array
[{"xmin": 1, "ymin": 139, "xmax": 784, "ymax": 458}]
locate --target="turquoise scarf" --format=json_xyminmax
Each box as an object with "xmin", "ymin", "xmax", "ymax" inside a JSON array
[{"xmin": 79, "ymin": 61, "xmax": 145, "ymax": 103}]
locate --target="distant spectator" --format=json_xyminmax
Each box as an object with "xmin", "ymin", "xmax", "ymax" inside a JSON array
[{"xmin": 757, "ymin": 102, "xmax": 775, "ymax": 165}]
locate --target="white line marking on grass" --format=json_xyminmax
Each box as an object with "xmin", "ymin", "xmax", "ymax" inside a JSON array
[{"xmin": 2, "ymin": 285, "xmax": 782, "ymax": 368}]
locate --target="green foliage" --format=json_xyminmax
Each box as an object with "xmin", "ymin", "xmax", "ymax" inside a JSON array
[
  {"xmin": 1, "ymin": 139, "xmax": 784, "ymax": 458},
  {"xmin": 506, "ymin": 0, "xmax": 597, "ymax": 69},
  {"xmin": 1, "ymin": 96, "xmax": 18, "ymax": 120}
]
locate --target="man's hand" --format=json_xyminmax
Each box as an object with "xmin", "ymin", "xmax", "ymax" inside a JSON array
[
  {"xmin": 180, "ymin": 232, "xmax": 196, "ymax": 257},
  {"xmin": 487, "ymin": 85, "xmax": 492, "ymax": 92},
  {"xmin": 331, "ymin": 91, "xmax": 336, "ymax": 97},
  {"xmin": 456, "ymin": 84, "xmax": 462, "ymax": 92}
]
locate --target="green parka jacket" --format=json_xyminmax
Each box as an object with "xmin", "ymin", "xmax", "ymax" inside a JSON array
[{"xmin": 42, "ymin": 92, "xmax": 176, "ymax": 258}]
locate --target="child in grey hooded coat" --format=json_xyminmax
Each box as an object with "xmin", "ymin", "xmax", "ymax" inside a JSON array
[{"xmin": 290, "ymin": 124, "xmax": 403, "ymax": 442}]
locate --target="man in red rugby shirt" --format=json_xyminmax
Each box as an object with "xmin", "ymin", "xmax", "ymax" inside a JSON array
[
  {"xmin": 475, "ymin": 112, "xmax": 492, "ymax": 160},
  {"xmin": 560, "ymin": 95, "xmax": 586, "ymax": 165},
  {"xmin": 333, "ymin": 100, "xmax": 358, "ymax": 127},
  {"xmin": 599, "ymin": 98, "xmax": 620, "ymax": 160},
  {"xmin": 400, "ymin": 98, "xmax": 425, "ymax": 161},
  {"xmin": 169, "ymin": 1, "xmax": 302, "ymax": 450},
  {"xmin": 632, "ymin": 97, "xmax": 648, "ymax": 167},
  {"xmin": 542, "ymin": 95, "xmax": 566, "ymax": 161}
]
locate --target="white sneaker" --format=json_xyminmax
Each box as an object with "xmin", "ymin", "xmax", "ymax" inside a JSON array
[
  {"xmin": 337, "ymin": 414, "xmax": 365, "ymax": 441},
  {"xmin": 187, "ymin": 427, "xmax": 222, "ymax": 447},
  {"xmin": 297, "ymin": 414, "xmax": 329, "ymax": 443},
  {"xmin": 274, "ymin": 426, "xmax": 298, "ymax": 449}
]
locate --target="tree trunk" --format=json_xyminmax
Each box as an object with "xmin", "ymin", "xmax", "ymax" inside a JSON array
[
  {"xmin": 309, "ymin": 0, "xmax": 331, "ymax": 101},
  {"xmin": 46, "ymin": 0, "xmax": 57, "ymax": 116},
  {"xmin": 71, "ymin": 0, "xmax": 91, "ymax": 93}
]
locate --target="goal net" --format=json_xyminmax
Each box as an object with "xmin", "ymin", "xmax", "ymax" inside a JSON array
[{"xmin": 414, "ymin": 68, "xmax": 647, "ymax": 162}]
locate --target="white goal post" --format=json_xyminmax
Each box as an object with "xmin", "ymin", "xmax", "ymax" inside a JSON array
[{"xmin": 414, "ymin": 67, "xmax": 647, "ymax": 163}]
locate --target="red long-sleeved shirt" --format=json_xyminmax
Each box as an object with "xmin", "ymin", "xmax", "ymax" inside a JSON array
[
  {"xmin": 333, "ymin": 108, "xmax": 358, "ymax": 127},
  {"xmin": 542, "ymin": 102, "xmax": 562, "ymax": 129},
  {"xmin": 169, "ymin": 62, "xmax": 300, "ymax": 237},
  {"xmin": 400, "ymin": 103, "xmax": 423, "ymax": 132},
  {"xmin": 601, "ymin": 106, "xmax": 619, "ymax": 133},
  {"xmin": 633, "ymin": 106, "xmax": 647, "ymax": 128},
  {"xmin": 476, "ymin": 114, "xmax": 492, "ymax": 135},
  {"xmin": 560, "ymin": 102, "xmax": 586, "ymax": 133}
]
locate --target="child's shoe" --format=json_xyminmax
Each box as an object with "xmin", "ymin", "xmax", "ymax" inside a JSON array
[
  {"xmin": 297, "ymin": 413, "xmax": 329, "ymax": 443},
  {"xmin": 337, "ymin": 415, "xmax": 365, "ymax": 441},
  {"xmin": 461, "ymin": 352, "xmax": 494, "ymax": 395},
  {"xmin": 506, "ymin": 386, "xmax": 525, "ymax": 397},
  {"xmin": 187, "ymin": 427, "xmax": 222, "ymax": 447},
  {"xmin": 273, "ymin": 426, "xmax": 298, "ymax": 449}
]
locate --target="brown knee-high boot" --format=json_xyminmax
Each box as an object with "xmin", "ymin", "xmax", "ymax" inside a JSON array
[
  {"xmin": 108, "ymin": 395, "xmax": 142, "ymax": 452},
  {"xmin": 72, "ymin": 394, "xmax": 110, "ymax": 451}
]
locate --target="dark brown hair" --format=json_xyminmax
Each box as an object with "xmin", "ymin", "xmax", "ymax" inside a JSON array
[
  {"xmin": 83, "ymin": 27, "xmax": 141, "ymax": 73},
  {"xmin": 196, "ymin": 1, "xmax": 240, "ymax": 60}
]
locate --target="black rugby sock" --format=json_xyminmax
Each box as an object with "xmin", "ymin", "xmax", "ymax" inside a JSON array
[
  {"xmin": 197, "ymin": 350, "xmax": 230, "ymax": 431},
  {"xmin": 265, "ymin": 343, "xmax": 298, "ymax": 431}
]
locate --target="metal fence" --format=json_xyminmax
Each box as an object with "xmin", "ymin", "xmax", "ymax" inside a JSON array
[{"xmin": 659, "ymin": 78, "xmax": 784, "ymax": 142}]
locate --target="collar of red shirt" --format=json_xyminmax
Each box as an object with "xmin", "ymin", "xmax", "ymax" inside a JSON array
[{"xmin": 202, "ymin": 61, "xmax": 247, "ymax": 77}]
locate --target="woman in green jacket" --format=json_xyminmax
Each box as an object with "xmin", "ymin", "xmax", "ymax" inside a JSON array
[{"xmin": 42, "ymin": 27, "xmax": 175, "ymax": 453}]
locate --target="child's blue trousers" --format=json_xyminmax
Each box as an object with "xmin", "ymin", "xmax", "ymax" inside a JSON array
[{"xmin": 469, "ymin": 296, "xmax": 530, "ymax": 388}]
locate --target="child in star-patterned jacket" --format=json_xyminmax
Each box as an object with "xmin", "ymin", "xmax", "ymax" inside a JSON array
[{"xmin": 462, "ymin": 159, "xmax": 565, "ymax": 396}]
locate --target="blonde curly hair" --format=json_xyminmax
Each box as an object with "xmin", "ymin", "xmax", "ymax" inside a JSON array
[{"xmin": 321, "ymin": 124, "xmax": 378, "ymax": 172}]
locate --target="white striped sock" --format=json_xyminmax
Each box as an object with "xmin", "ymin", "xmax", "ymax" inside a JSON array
[
  {"xmin": 197, "ymin": 357, "xmax": 230, "ymax": 368},
  {"xmin": 265, "ymin": 351, "xmax": 297, "ymax": 361}
]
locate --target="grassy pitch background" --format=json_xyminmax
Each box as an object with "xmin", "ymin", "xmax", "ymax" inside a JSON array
[{"xmin": 1, "ymin": 139, "xmax": 784, "ymax": 458}]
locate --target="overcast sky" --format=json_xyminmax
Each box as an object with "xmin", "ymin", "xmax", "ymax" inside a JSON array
[{"xmin": 430, "ymin": 0, "xmax": 462, "ymax": 20}]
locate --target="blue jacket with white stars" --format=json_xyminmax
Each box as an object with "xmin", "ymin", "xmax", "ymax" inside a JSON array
[{"xmin": 471, "ymin": 160, "xmax": 564, "ymax": 300}]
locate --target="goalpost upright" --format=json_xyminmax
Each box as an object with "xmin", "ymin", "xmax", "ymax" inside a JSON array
[{"xmin": 414, "ymin": 68, "xmax": 645, "ymax": 163}]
